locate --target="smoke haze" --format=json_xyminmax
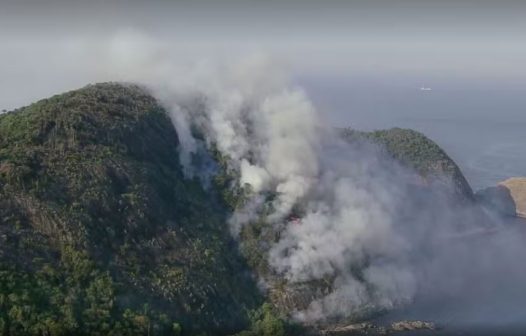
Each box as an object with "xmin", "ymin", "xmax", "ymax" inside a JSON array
[
  {"xmin": 2, "ymin": 1, "xmax": 526, "ymax": 331},
  {"xmin": 2, "ymin": 1, "xmax": 525, "ymax": 190},
  {"xmin": 2, "ymin": 0, "xmax": 526, "ymax": 109},
  {"xmin": 155, "ymin": 56, "xmax": 526, "ymax": 330},
  {"xmin": 75, "ymin": 33, "xmax": 526, "ymax": 330}
]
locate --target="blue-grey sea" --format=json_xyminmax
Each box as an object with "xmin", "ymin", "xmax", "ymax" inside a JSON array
[
  {"xmin": 301, "ymin": 74, "xmax": 526, "ymax": 332},
  {"xmin": 302, "ymin": 75, "xmax": 526, "ymax": 191}
]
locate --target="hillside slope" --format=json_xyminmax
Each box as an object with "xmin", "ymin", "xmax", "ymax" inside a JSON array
[
  {"xmin": 0, "ymin": 83, "xmax": 479, "ymax": 335},
  {"xmin": 342, "ymin": 128, "xmax": 474, "ymax": 201},
  {"xmin": 0, "ymin": 83, "xmax": 261, "ymax": 335}
]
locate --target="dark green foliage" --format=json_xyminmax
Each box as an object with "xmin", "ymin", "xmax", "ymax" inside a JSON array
[
  {"xmin": 0, "ymin": 83, "xmax": 261, "ymax": 335},
  {"xmin": 0, "ymin": 82, "xmax": 477, "ymax": 335},
  {"xmin": 341, "ymin": 127, "xmax": 474, "ymax": 201},
  {"xmin": 0, "ymin": 250, "xmax": 177, "ymax": 336},
  {"xmin": 231, "ymin": 303, "xmax": 293, "ymax": 336},
  {"xmin": 209, "ymin": 146, "xmax": 252, "ymax": 212}
]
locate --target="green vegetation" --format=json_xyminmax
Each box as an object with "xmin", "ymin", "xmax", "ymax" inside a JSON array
[
  {"xmin": 0, "ymin": 83, "xmax": 261, "ymax": 335},
  {"xmin": 0, "ymin": 83, "xmax": 475, "ymax": 335},
  {"xmin": 342, "ymin": 128, "xmax": 474, "ymax": 201},
  {"xmin": 232, "ymin": 304, "xmax": 288, "ymax": 336},
  {"xmin": 0, "ymin": 249, "xmax": 179, "ymax": 335}
]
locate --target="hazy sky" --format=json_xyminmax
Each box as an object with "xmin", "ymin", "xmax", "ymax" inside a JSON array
[
  {"xmin": 2, "ymin": 1, "xmax": 526, "ymax": 190},
  {"xmin": 1, "ymin": 0, "xmax": 525, "ymax": 110}
]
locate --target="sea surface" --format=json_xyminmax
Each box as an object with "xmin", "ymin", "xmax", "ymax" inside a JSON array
[{"xmin": 302, "ymin": 75, "xmax": 526, "ymax": 191}]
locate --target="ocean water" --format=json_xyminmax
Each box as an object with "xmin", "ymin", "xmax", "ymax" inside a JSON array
[{"xmin": 302, "ymin": 75, "xmax": 526, "ymax": 191}]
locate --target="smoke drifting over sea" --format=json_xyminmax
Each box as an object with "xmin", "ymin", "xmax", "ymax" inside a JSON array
[{"xmin": 85, "ymin": 31, "xmax": 526, "ymax": 329}]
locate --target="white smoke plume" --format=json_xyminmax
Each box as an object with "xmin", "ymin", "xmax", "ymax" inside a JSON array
[
  {"xmin": 146, "ymin": 57, "xmax": 441, "ymax": 321},
  {"xmin": 103, "ymin": 30, "xmax": 526, "ymax": 328},
  {"xmin": 122, "ymin": 46, "xmax": 422, "ymax": 320}
]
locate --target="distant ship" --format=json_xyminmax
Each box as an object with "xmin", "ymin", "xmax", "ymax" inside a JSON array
[{"xmin": 420, "ymin": 87, "xmax": 432, "ymax": 91}]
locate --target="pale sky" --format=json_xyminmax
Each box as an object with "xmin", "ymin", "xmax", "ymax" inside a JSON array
[
  {"xmin": 1, "ymin": 0, "xmax": 526, "ymax": 189},
  {"xmin": 1, "ymin": 0, "xmax": 525, "ymax": 110}
]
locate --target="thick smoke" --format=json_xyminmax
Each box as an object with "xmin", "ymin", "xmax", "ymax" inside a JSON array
[
  {"xmin": 142, "ymin": 57, "xmax": 474, "ymax": 321},
  {"xmin": 122, "ymin": 49, "xmax": 422, "ymax": 320},
  {"xmin": 105, "ymin": 31, "xmax": 526, "ymax": 328}
]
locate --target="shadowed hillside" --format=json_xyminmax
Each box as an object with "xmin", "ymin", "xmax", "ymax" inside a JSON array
[{"xmin": 0, "ymin": 83, "xmax": 263, "ymax": 335}]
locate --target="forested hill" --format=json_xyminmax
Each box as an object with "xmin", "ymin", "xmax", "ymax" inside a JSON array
[
  {"xmin": 0, "ymin": 83, "xmax": 263, "ymax": 335},
  {"xmin": 342, "ymin": 128, "xmax": 474, "ymax": 202},
  {"xmin": 0, "ymin": 83, "xmax": 476, "ymax": 336}
]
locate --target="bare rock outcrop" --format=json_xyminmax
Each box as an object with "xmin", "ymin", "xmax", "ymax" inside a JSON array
[
  {"xmin": 499, "ymin": 177, "xmax": 526, "ymax": 218},
  {"xmin": 476, "ymin": 177, "xmax": 526, "ymax": 218}
]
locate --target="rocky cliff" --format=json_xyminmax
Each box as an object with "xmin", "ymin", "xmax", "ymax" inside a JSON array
[{"xmin": 477, "ymin": 177, "xmax": 526, "ymax": 219}]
